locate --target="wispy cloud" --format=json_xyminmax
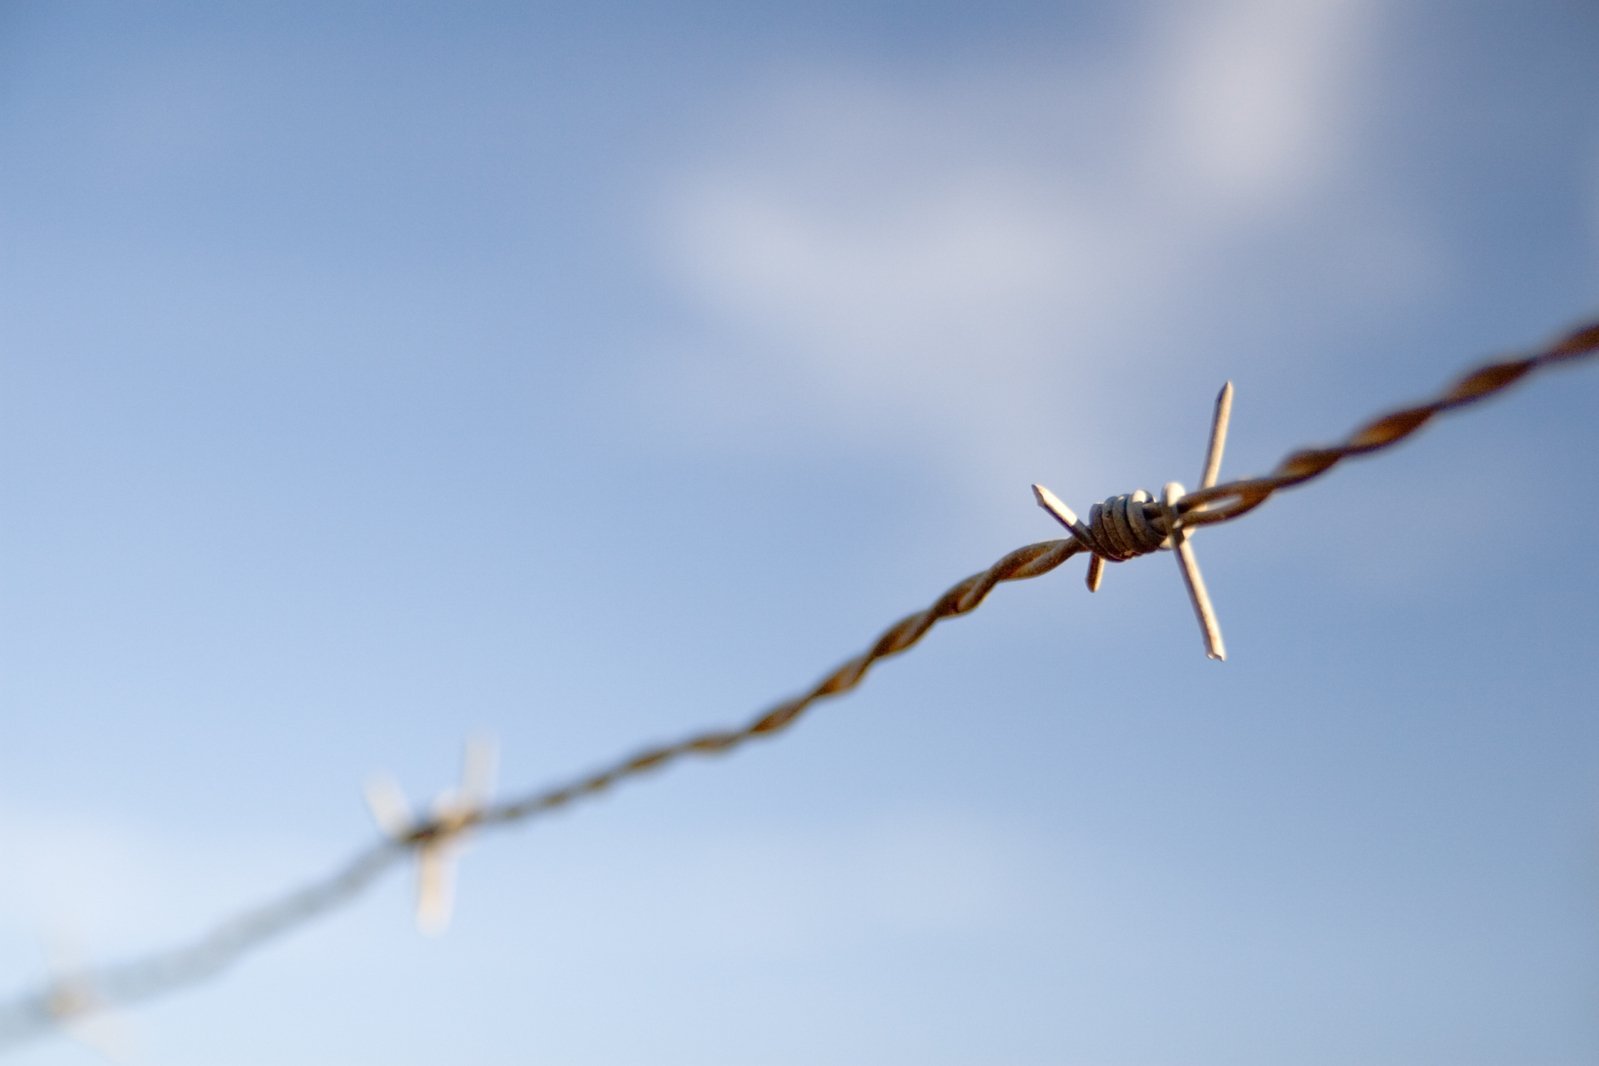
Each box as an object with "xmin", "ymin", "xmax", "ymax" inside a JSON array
[
  {"xmin": 1151, "ymin": 0, "xmax": 1377, "ymax": 211},
  {"xmin": 641, "ymin": 0, "xmax": 1411, "ymax": 516}
]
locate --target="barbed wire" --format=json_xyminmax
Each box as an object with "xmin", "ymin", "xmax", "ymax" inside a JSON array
[{"xmin": 3, "ymin": 314, "xmax": 1596, "ymax": 1049}]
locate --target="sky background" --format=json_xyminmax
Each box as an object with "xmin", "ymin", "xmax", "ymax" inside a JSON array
[{"xmin": 2, "ymin": 2, "xmax": 1598, "ymax": 1064}]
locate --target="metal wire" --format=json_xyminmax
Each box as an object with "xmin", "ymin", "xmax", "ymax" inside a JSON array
[
  {"xmin": 1173, "ymin": 319, "xmax": 1599, "ymax": 527},
  {"xmin": 0, "ymin": 843, "xmax": 402, "ymax": 1041},
  {"xmin": 3, "ymin": 314, "xmax": 1596, "ymax": 1050}
]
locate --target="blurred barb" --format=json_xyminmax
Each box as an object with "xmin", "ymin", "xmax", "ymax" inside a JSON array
[
  {"xmin": 40, "ymin": 933, "xmax": 133, "ymax": 1061},
  {"xmin": 365, "ymin": 735, "xmax": 499, "ymax": 935},
  {"xmin": 1, "ymin": 315, "xmax": 1596, "ymax": 1051}
]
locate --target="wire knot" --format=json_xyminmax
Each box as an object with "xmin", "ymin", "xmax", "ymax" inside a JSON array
[
  {"xmin": 1070, "ymin": 490, "xmax": 1171, "ymax": 562},
  {"xmin": 1032, "ymin": 382, "xmax": 1236, "ymax": 661},
  {"xmin": 365, "ymin": 735, "xmax": 498, "ymax": 936}
]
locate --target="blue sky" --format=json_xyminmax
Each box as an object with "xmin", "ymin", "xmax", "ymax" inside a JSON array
[{"xmin": 2, "ymin": 2, "xmax": 1598, "ymax": 1063}]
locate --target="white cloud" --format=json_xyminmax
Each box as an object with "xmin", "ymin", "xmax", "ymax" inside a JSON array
[
  {"xmin": 640, "ymin": 0, "xmax": 1406, "ymax": 516},
  {"xmin": 1153, "ymin": 0, "xmax": 1377, "ymax": 209}
]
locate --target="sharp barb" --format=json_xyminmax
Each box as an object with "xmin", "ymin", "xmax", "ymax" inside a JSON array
[
  {"xmin": 1200, "ymin": 381, "xmax": 1234, "ymax": 491},
  {"xmin": 1032, "ymin": 483, "xmax": 1080, "ymax": 530},
  {"xmin": 1163, "ymin": 483, "xmax": 1227, "ymax": 661},
  {"xmin": 1033, "ymin": 483, "xmax": 1097, "ymax": 549}
]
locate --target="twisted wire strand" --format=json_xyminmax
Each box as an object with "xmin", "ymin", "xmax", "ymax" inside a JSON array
[
  {"xmin": 480, "ymin": 537, "xmax": 1084, "ymax": 826},
  {"xmin": 2, "ymin": 315, "xmax": 1595, "ymax": 1050},
  {"xmin": 0, "ymin": 844, "xmax": 401, "ymax": 1042},
  {"xmin": 1173, "ymin": 319, "xmax": 1599, "ymax": 526},
  {"xmin": 1066, "ymin": 489, "xmax": 1169, "ymax": 562},
  {"xmin": 0, "ymin": 537, "xmax": 1084, "ymax": 1049}
]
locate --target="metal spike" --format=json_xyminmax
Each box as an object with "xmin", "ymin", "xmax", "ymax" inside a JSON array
[{"xmin": 366, "ymin": 736, "xmax": 498, "ymax": 934}]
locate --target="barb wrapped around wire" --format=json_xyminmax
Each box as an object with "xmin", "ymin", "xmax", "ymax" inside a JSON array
[
  {"xmin": 366, "ymin": 735, "xmax": 499, "ymax": 935},
  {"xmin": 2, "ymin": 314, "xmax": 1596, "ymax": 1052},
  {"xmin": 1033, "ymin": 381, "xmax": 1235, "ymax": 661}
]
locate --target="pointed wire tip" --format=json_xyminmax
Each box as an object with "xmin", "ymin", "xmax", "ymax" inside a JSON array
[
  {"xmin": 1032, "ymin": 483, "xmax": 1081, "ymax": 527},
  {"xmin": 363, "ymin": 776, "xmax": 413, "ymax": 840},
  {"xmin": 1199, "ymin": 381, "xmax": 1236, "ymax": 493}
]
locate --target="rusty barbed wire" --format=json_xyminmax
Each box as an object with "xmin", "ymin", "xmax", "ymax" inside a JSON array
[
  {"xmin": 0, "ymin": 843, "xmax": 401, "ymax": 1042},
  {"xmin": 1172, "ymin": 318, "xmax": 1599, "ymax": 527},
  {"xmin": 3, "ymin": 314, "xmax": 1596, "ymax": 1050}
]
